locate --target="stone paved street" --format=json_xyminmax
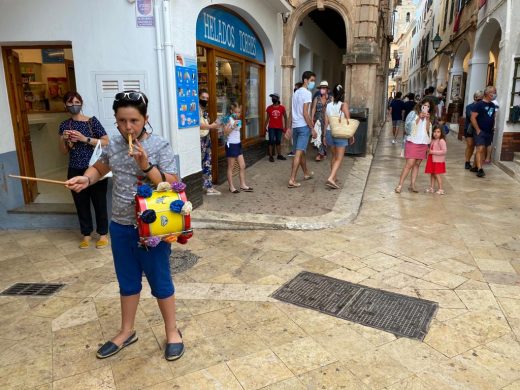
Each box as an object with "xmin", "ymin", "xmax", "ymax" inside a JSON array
[{"xmin": 1, "ymin": 128, "xmax": 520, "ymax": 389}]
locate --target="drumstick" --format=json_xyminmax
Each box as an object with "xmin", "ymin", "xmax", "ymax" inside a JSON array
[
  {"xmin": 129, "ymin": 134, "xmax": 133, "ymax": 153},
  {"xmin": 9, "ymin": 174, "xmax": 67, "ymax": 186}
]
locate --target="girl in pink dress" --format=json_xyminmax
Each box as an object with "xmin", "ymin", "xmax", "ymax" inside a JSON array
[{"xmin": 425, "ymin": 126, "xmax": 447, "ymax": 195}]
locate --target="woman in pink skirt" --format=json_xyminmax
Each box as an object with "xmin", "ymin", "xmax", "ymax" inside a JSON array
[{"xmin": 395, "ymin": 99, "xmax": 434, "ymax": 193}]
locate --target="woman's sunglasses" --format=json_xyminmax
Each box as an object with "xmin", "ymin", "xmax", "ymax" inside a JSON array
[{"xmin": 114, "ymin": 92, "xmax": 147, "ymax": 104}]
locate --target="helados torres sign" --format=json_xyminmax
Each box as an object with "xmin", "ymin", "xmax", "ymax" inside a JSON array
[{"xmin": 196, "ymin": 7, "xmax": 265, "ymax": 63}]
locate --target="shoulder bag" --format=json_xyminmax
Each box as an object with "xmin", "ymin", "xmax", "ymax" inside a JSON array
[{"xmin": 328, "ymin": 103, "xmax": 359, "ymax": 139}]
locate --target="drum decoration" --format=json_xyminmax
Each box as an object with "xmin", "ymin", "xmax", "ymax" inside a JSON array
[{"xmin": 135, "ymin": 182, "xmax": 193, "ymax": 247}]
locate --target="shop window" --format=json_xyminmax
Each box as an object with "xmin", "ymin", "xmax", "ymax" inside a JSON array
[
  {"xmin": 510, "ymin": 58, "xmax": 520, "ymax": 123},
  {"xmin": 95, "ymin": 73, "xmax": 145, "ymax": 130},
  {"xmin": 246, "ymin": 64, "xmax": 260, "ymax": 139}
]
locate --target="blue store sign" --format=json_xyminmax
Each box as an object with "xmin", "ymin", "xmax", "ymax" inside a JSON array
[{"xmin": 196, "ymin": 7, "xmax": 265, "ymax": 63}]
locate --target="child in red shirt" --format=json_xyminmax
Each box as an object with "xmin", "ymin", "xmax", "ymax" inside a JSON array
[{"xmin": 265, "ymin": 93, "xmax": 288, "ymax": 162}]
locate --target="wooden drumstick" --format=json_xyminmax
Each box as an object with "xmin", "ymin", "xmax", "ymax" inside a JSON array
[
  {"xmin": 9, "ymin": 174, "xmax": 67, "ymax": 186},
  {"xmin": 129, "ymin": 134, "xmax": 133, "ymax": 153}
]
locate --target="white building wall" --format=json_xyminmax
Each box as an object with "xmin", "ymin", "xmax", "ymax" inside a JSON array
[{"xmin": 0, "ymin": 0, "xmax": 286, "ymax": 178}]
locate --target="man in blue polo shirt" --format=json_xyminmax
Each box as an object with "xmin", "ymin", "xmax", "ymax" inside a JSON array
[
  {"xmin": 388, "ymin": 92, "xmax": 405, "ymax": 144},
  {"xmin": 470, "ymin": 86, "xmax": 497, "ymax": 178}
]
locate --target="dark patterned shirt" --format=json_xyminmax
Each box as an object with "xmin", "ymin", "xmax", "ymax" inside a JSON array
[{"xmin": 59, "ymin": 116, "xmax": 106, "ymax": 169}]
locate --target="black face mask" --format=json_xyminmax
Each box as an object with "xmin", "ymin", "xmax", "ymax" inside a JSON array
[
  {"xmin": 272, "ymin": 98, "xmax": 279, "ymax": 104},
  {"xmin": 199, "ymin": 99, "xmax": 208, "ymax": 108}
]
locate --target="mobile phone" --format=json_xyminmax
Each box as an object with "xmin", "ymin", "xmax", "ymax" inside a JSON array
[{"xmin": 421, "ymin": 105, "xmax": 429, "ymax": 114}]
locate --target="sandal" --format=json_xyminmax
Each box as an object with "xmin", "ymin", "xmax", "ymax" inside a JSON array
[
  {"xmin": 229, "ymin": 188, "xmax": 240, "ymax": 194},
  {"xmin": 408, "ymin": 186, "xmax": 419, "ymax": 193},
  {"xmin": 288, "ymin": 182, "xmax": 301, "ymax": 188},
  {"xmin": 96, "ymin": 237, "xmax": 109, "ymax": 249},
  {"xmin": 425, "ymin": 187, "xmax": 434, "ymax": 193},
  {"xmin": 79, "ymin": 239, "xmax": 90, "ymax": 249},
  {"xmin": 435, "ymin": 189, "xmax": 446, "ymax": 195},
  {"xmin": 240, "ymin": 187, "xmax": 254, "ymax": 192},
  {"xmin": 326, "ymin": 180, "xmax": 340, "ymax": 189},
  {"xmin": 394, "ymin": 185, "xmax": 402, "ymax": 194},
  {"xmin": 304, "ymin": 172, "xmax": 314, "ymax": 180}
]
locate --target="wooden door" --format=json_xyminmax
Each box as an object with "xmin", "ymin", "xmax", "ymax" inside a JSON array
[{"xmin": 3, "ymin": 49, "xmax": 37, "ymax": 203}]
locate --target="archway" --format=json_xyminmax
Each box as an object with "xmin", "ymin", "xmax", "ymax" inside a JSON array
[{"xmin": 448, "ymin": 39, "xmax": 470, "ymax": 105}]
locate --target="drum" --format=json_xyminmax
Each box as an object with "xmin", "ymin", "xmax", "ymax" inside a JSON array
[{"xmin": 135, "ymin": 189, "xmax": 193, "ymax": 244}]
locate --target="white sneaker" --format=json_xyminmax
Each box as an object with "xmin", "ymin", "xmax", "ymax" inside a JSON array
[
  {"xmin": 391, "ymin": 139, "xmax": 396, "ymax": 144},
  {"xmin": 205, "ymin": 188, "xmax": 221, "ymax": 196}
]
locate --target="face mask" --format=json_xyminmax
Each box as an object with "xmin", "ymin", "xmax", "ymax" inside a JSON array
[
  {"xmin": 271, "ymin": 98, "xmax": 279, "ymax": 104},
  {"xmin": 308, "ymin": 81, "xmax": 315, "ymax": 90},
  {"xmin": 199, "ymin": 99, "xmax": 208, "ymax": 108},
  {"xmin": 490, "ymin": 93, "xmax": 497, "ymax": 100},
  {"xmin": 67, "ymin": 105, "xmax": 81, "ymax": 115},
  {"xmin": 320, "ymin": 89, "xmax": 327, "ymax": 95}
]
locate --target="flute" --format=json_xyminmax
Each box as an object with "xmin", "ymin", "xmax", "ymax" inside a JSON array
[{"xmin": 129, "ymin": 134, "xmax": 133, "ymax": 154}]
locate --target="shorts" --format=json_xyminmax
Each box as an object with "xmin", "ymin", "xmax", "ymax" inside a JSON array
[
  {"xmin": 463, "ymin": 126, "xmax": 474, "ymax": 138},
  {"xmin": 292, "ymin": 126, "xmax": 310, "ymax": 152},
  {"xmin": 268, "ymin": 128, "xmax": 283, "ymax": 145},
  {"xmin": 325, "ymin": 130, "xmax": 348, "ymax": 148},
  {"xmin": 109, "ymin": 221, "xmax": 174, "ymax": 299},
  {"xmin": 225, "ymin": 142, "xmax": 242, "ymax": 158},
  {"xmin": 474, "ymin": 131, "xmax": 493, "ymax": 147},
  {"xmin": 392, "ymin": 120, "xmax": 402, "ymax": 127}
]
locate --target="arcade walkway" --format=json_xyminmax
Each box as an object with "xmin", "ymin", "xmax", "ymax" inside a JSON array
[{"xmin": 1, "ymin": 128, "xmax": 519, "ymax": 389}]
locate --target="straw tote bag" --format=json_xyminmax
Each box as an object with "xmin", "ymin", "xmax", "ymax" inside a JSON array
[{"xmin": 328, "ymin": 103, "xmax": 359, "ymax": 139}]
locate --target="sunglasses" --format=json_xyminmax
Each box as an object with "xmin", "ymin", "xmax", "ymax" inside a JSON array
[{"xmin": 114, "ymin": 92, "xmax": 147, "ymax": 104}]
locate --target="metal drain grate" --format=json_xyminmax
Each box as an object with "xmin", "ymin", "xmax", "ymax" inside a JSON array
[
  {"xmin": 170, "ymin": 250, "xmax": 200, "ymax": 274},
  {"xmin": 1, "ymin": 283, "xmax": 65, "ymax": 297},
  {"xmin": 271, "ymin": 272, "xmax": 438, "ymax": 340}
]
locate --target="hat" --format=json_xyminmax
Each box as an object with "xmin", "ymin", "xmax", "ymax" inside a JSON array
[
  {"xmin": 319, "ymin": 81, "xmax": 329, "ymax": 88},
  {"xmin": 269, "ymin": 93, "xmax": 280, "ymax": 99}
]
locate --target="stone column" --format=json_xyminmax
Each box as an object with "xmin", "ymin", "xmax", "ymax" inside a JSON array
[
  {"xmin": 281, "ymin": 55, "xmax": 295, "ymax": 116},
  {"xmin": 465, "ymin": 56, "xmax": 488, "ymax": 107}
]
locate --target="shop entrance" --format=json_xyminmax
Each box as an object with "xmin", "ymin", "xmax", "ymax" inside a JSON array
[
  {"xmin": 2, "ymin": 45, "xmax": 76, "ymax": 207},
  {"xmin": 196, "ymin": 6, "xmax": 266, "ymax": 183}
]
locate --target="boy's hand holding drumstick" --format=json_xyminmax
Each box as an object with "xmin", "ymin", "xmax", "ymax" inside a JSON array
[{"xmin": 128, "ymin": 134, "xmax": 133, "ymax": 155}]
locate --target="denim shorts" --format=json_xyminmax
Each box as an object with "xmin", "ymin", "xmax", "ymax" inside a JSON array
[
  {"xmin": 268, "ymin": 128, "xmax": 283, "ymax": 145},
  {"xmin": 474, "ymin": 131, "xmax": 493, "ymax": 147},
  {"xmin": 392, "ymin": 120, "xmax": 402, "ymax": 127},
  {"xmin": 325, "ymin": 130, "xmax": 348, "ymax": 148},
  {"xmin": 225, "ymin": 142, "xmax": 242, "ymax": 158},
  {"xmin": 109, "ymin": 221, "xmax": 174, "ymax": 299},
  {"xmin": 292, "ymin": 126, "xmax": 310, "ymax": 151}
]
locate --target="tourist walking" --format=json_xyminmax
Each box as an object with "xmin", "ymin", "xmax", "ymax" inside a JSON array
[
  {"xmin": 59, "ymin": 91, "xmax": 109, "ymax": 249},
  {"xmin": 66, "ymin": 91, "xmax": 184, "ymax": 361},
  {"xmin": 311, "ymin": 81, "xmax": 331, "ymax": 161},
  {"xmin": 425, "ymin": 125, "xmax": 447, "ymax": 195},
  {"xmin": 223, "ymin": 103, "xmax": 253, "ymax": 193},
  {"xmin": 199, "ymin": 89, "xmax": 221, "ymax": 195},
  {"xmin": 470, "ymin": 86, "xmax": 497, "ymax": 177},
  {"xmin": 288, "ymin": 71, "xmax": 317, "ymax": 188},
  {"xmin": 388, "ymin": 91, "xmax": 405, "ymax": 144},
  {"xmin": 464, "ymin": 90, "xmax": 483, "ymax": 170},
  {"xmin": 323, "ymin": 84, "xmax": 354, "ymax": 189},
  {"xmin": 395, "ymin": 99, "xmax": 433, "ymax": 193},
  {"xmin": 265, "ymin": 93, "xmax": 288, "ymax": 162}
]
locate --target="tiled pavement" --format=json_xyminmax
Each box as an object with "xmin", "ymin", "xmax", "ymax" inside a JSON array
[{"xmin": 1, "ymin": 129, "xmax": 520, "ymax": 389}]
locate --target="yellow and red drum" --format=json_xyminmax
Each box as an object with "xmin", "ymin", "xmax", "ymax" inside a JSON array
[{"xmin": 135, "ymin": 189, "xmax": 193, "ymax": 245}]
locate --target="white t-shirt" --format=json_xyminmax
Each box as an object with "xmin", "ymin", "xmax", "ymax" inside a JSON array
[
  {"xmin": 292, "ymin": 87, "xmax": 312, "ymax": 128},
  {"xmin": 408, "ymin": 118, "xmax": 431, "ymax": 145},
  {"xmin": 326, "ymin": 101, "xmax": 343, "ymax": 130},
  {"xmin": 226, "ymin": 117, "xmax": 241, "ymax": 145}
]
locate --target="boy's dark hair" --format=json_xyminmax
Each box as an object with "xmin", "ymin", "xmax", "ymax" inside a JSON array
[
  {"xmin": 63, "ymin": 91, "xmax": 83, "ymax": 105},
  {"xmin": 407, "ymin": 92, "xmax": 415, "ymax": 100},
  {"xmin": 425, "ymin": 86, "xmax": 435, "ymax": 95},
  {"xmin": 294, "ymin": 82, "xmax": 303, "ymax": 92},
  {"xmin": 395, "ymin": 92, "xmax": 402, "ymax": 99},
  {"xmin": 199, "ymin": 88, "xmax": 209, "ymax": 96},
  {"xmin": 112, "ymin": 91, "xmax": 148, "ymax": 117},
  {"xmin": 332, "ymin": 84, "xmax": 344, "ymax": 104},
  {"xmin": 302, "ymin": 71, "xmax": 316, "ymax": 83}
]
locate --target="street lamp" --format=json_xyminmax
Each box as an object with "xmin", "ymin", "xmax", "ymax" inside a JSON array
[{"xmin": 431, "ymin": 33, "xmax": 453, "ymax": 56}]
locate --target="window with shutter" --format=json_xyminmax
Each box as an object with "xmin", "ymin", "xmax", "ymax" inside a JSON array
[{"xmin": 94, "ymin": 73, "xmax": 146, "ymax": 131}]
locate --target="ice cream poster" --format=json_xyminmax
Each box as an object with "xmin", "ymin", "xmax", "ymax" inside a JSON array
[{"xmin": 175, "ymin": 53, "xmax": 199, "ymax": 129}]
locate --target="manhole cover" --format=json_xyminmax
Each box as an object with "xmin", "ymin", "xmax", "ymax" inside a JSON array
[
  {"xmin": 271, "ymin": 271, "xmax": 438, "ymax": 340},
  {"xmin": 1, "ymin": 283, "xmax": 65, "ymax": 296},
  {"xmin": 170, "ymin": 250, "xmax": 199, "ymax": 274}
]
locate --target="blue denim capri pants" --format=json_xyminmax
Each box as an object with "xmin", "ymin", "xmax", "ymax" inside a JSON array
[{"xmin": 109, "ymin": 221, "xmax": 174, "ymax": 299}]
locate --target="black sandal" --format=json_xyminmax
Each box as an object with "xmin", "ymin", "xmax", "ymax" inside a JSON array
[
  {"xmin": 240, "ymin": 187, "xmax": 253, "ymax": 192},
  {"xmin": 229, "ymin": 188, "xmax": 240, "ymax": 194}
]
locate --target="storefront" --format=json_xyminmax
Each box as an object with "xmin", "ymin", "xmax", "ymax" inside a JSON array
[{"xmin": 196, "ymin": 6, "xmax": 266, "ymax": 182}]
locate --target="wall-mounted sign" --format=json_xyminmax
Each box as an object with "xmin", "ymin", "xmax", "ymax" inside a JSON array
[
  {"xmin": 136, "ymin": 0, "xmax": 154, "ymax": 27},
  {"xmin": 175, "ymin": 53, "xmax": 199, "ymax": 129},
  {"xmin": 196, "ymin": 7, "xmax": 265, "ymax": 63},
  {"xmin": 41, "ymin": 49, "xmax": 64, "ymax": 63}
]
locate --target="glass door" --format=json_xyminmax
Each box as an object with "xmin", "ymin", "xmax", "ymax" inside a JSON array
[
  {"xmin": 215, "ymin": 56, "xmax": 243, "ymax": 147},
  {"xmin": 245, "ymin": 63, "xmax": 260, "ymax": 139}
]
